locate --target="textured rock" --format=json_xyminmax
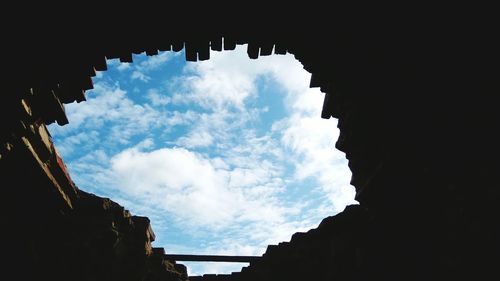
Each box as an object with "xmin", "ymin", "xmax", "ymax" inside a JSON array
[{"xmin": 0, "ymin": 93, "xmax": 188, "ymax": 281}]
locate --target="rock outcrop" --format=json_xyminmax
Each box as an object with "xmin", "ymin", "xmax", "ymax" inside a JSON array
[{"xmin": 0, "ymin": 93, "xmax": 187, "ymax": 281}]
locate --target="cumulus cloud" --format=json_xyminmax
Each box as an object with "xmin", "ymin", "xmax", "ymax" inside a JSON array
[{"xmin": 107, "ymin": 143, "xmax": 289, "ymax": 229}]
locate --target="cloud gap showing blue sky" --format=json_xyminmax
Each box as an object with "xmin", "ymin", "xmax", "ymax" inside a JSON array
[{"xmin": 47, "ymin": 45, "xmax": 358, "ymax": 275}]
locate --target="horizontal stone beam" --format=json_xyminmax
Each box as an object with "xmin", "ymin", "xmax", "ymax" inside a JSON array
[{"xmin": 164, "ymin": 254, "xmax": 260, "ymax": 263}]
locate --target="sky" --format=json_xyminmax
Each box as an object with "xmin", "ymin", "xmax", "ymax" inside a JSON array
[{"xmin": 47, "ymin": 45, "xmax": 357, "ymax": 276}]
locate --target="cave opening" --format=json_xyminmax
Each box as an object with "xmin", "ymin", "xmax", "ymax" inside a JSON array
[
  {"xmin": 45, "ymin": 43, "xmax": 357, "ymax": 275},
  {"xmin": 2, "ymin": 12, "xmax": 497, "ymax": 280}
]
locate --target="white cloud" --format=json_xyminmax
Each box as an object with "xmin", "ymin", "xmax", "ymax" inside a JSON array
[
  {"xmin": 137, "ymin": 51, "xmax": 175, "ymax": 71},
  {"xmin": 128, "ymin": 51, "xmax": 179, "ymax": 83},
  {"xmin": 172, "ymin": 46, "xmax": 271, "ymax": 110},
  {"xmin": 117, "ymin": 62, "xmax": 131, "ymax": 71},
  {"xmin": 178, "ymin": 201, "xmax": 327, "ymax": 276},
  {"xmin": 64, "ymin": 149, "xmax": 115, "ymax": 195},
  {"xmin": 170, "ymin": 109, "xmax": 246, "ymax": 151},
  {"xmin": 176, "ymin": 46, "xmax": 357, "ymax": 210},
  {"xmin": 107, "ymin": 144, "xmax": 290, "ymax": 229},
  {"xmin": 106, "ymin": 58, "xmax": 120, "ymax": 66},
  {"xmin": 176, "ymin": 130, "xmax": 214, "ymax": 148},
  {"xmin": 52, "ymin": 130, "xmax": 100, "ymax": 158},
  {"xmin": 48, "ymin": 82, "xmax": 173, "ymax": 152},
  {"xmin": 163, "ymin": 110, "xmax": 198, "ymax": 127},
  {"xmin": 172, "ymin": 45, "xmax": 310, "ymax": 109},
  {"xmin": 277, "ymin": 90, "xmax": 357, "ymax": 212},
  {"xmin": 131, "ymin": 70, "xmax": 151, "ymax": 82},
  {"xmin": 185, "ymin": 263, "xmax": 245, "ymax": 277},
  {"xmin": 146, "ymin": 88, "xmax": 171, "ymax": 106}
]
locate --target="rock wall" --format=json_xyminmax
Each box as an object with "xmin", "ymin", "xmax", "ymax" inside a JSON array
[{"xmin": 0, "ymin": 94, "xmax": 188, "ymax": 281}]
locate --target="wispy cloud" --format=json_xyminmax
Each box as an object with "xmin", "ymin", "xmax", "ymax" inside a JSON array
[
  {"xmin": 176, "ymin": 130, "xmax": 214, "ymax": 148},
  {"xmin": 126, "ymin": 51, "xmax": 180, "ymax": 83},
  {"xmin": 51, "ymin": 83, "xmax": 157, "ymax": 132},
  {"xmin": 137, "ymin": 51, "xmax": 176, "ymax": 71},
  {"xmin": 117, "ymin": 62, "xmax": 131, "ymax": 71},
  {"xmin": 131, "ymin": 70, "xmax": 151, "ymax": 82},
  {"xmin": 52, "ymin": 130, "xmax": 100, "ymax": 157},
  {"xmin": 49, "ymin": 82, "xmax": 171, "ymax": 158},
  {"xmin": 146, "ymin": 88, "xmax": 171, "ymax": 106}
]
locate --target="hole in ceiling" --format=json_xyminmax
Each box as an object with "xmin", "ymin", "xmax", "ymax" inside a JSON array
[{"xmin": 47, "ymin": 44, "xmax": 358, "ymax": 275}]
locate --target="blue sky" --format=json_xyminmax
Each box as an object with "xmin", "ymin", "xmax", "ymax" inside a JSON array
[{"xmin": 47, "ymin": 45, "xmax": 357, "ymax": 275}]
